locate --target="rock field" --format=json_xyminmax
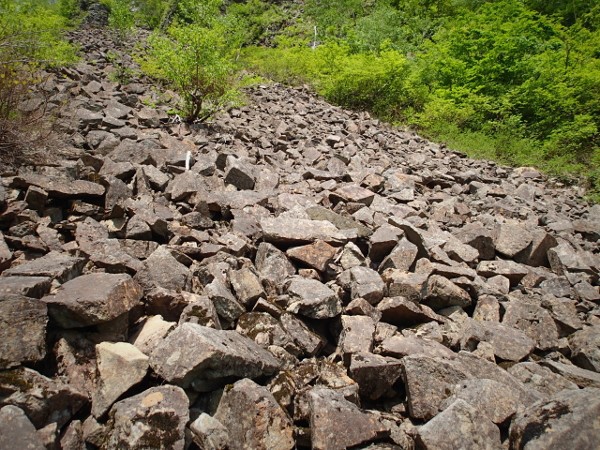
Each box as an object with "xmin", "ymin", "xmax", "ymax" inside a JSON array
[{"xmin": 0, "ymin": 25, "xmax": 599, "ymax": 450}]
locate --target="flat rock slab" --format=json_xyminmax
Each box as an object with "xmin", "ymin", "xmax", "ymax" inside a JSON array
[
  {"xmin": 260, "ymin": 217, "xmax": 349, "ymax": 245},
  {"xmin": 0, "ymin": 275, "xmax": 51, "ymax": 298},
  {"xmin": 286, "ymin": 240, "xmax": 338, "ymax": 272},
  {"xmin": 12, "ymin": 174, "xmax": 104, "ymax": 198},
  {"xmin": 0, "ymin": 296, "xmax": 47, "ymax": 369},
  {"xmin": 43, "ymin": 273, "xmax": 143, "ymax": 328},
  {"xmin": 3, "ymin": 251, "xmax": 85, "ymax": 283},
  {"xmin": 377, "ymin": 296, "xmax": 446, "ymax": 326},
  {"xmin": 149, "ymin": 323, "xmax": 281, "ymax": 388},
  {"xmin": 509, "ymin": 388, "xmax": 600, "ymax": 450},
  {"xmin": 213, "ymin": 378, "xmax": 294, "ymax": 450},
  {"xmin": 106, "ymin": 386, "xmax": 189, "ymax": 450}
]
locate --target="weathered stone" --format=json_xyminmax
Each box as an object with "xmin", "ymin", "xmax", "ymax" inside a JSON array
[
  {"xmin": 458, "ymin": 317, "xmax": 535, "ymax": 362},
  {"xmin": 0, "ymin": 275, "xmax": 51, "ymax": 298},
  {"xmin": 0, "ymin": 295, "xmax": 47, "ymax": 369},
  {"xmin": 380, "ymin": 335, "xmax": 455, "ymax": 360},
  {"xmin": 0, "ymin": 405, "xmax": 46, "ymax": 450},
  {"xmin": 308, "ymin": 387, "xmax": 388, "ymax": 450},
  {"xmin": 493, "ymin": 221, "xmax": 532, "ymax": 258},
  {"xmin": 205, "ymin": 279, "xmax": 246, "ymax": 326},
  {"xmin": 43, "ymin": 273, "xmax": 142, "ymax": 328},
  {"xmin": 286, "ymin": 240, "xmax": 338, "ymax": 272},
  {"xmin": 255, "ymin": 242, "xmax": 296, "ymax": 287},
  {"xmin": 472, "ymin": 294, "xmax": 501, "ymax": 322},
  {"xmin": 149, "ymin": 323, "xmax": 280, "ymax": 387},
  {"xmin": 379, "ymin": 238, "xmax": 419, "ymax": 272},
  {"xmin": 502, "ymin": 300, "xmax": 559, "ymax": 351},
  {"xmin": 369, "ymin": 225, "xmax": 403, "ymax": 262},
  {"xmin": 131, "ymin": 315, "xmax": 176, "ymax": 355},
  {"xmin": 454, "ymin": 223, "xmax": 495, "ymax": 260},
  {"xmin": 377, "ymin": 296, "xmax": 445, "ymax": 326},
  {"xmin": 3, "ymin": 251, "xmax": 85, "ymax": 283},
  {"xmin": 92, "ymin": 342, "xmax": 149, "ymax": 418},
  {"xmin": 477, "ymin": 259, "xmax": 529, "ymax": 286},
  {"xmin": 421, "ymin": 274, "xmax": 471, "ymax": 310},
  {"xmin": 0, "ymin": 367, "xmax": 87, "ymax": 429},
  {"xmin": 331, "ymin": 183, "xmax": 375, "ymax": 206},
  {"xmin": 285, "ymin": 277, "xmax": 342, "ymax": 319},
  {"xmin": 134, "ymin": 246, "xmax": 191, "ymax": 292},
  {"xmin": 515, "ymin": 228, "xmax": 557, "ymax": 267},
  {"xmin": 24, "ymin": 185, "xmax": 48, "ymax": 210},
  {"xmin": 106, "ymin": 386, "xmax": 189, "ymax": 450},
  {"xmin": 507, "ymin": 362, "xmax": 579, "ymax": 397},
  {"xmin": 509, "ymin": 388, "xmax": 600, "ymax": 450},
  {"xmin": 337, "ymin": 315, "xmax": 375, "ymax": 355},
  {"xmin": 214, "ymin": 378, "xmax": 294, "ymax": 450},
  {"xmin": 280, "ymin": 312, "xmax": 326, "ymax": 356},
  {"xmin": 229, "ymin": 267, "xmax": 265, "ymax": 307},
  {"xmin": 306, "ymin": 205, "xmax": 372, "ymax": 238},
  {"xmin": 190, "ymin": 413, "xmax": 230, "ymax": 450},
  {"xmin": 384, "ymin": 270, "xmax": 428, "ymax": 301},
  {"xmin": 261, "ymin": 217, "xmax": 348, "ymax": 245},
  {"xmin": 224, "ymin": 157, "xmax": 256, "ymax": 190},
  {"xmin": 347, "ymin": 266, "xmax": 385, "ymax": 304},
  {"xmin": 569, "ymin": 326, "xmax": 600, "ymax": 372},
  {"xmin": 166, "ymin": 170, "xmax": 207, "ymax": 202},
  {"xmin": 348, "ymin": 352, "xmax": 403, "ymax": 401},
  {"xmin": 236, "ymin": 312, "xmax": 297, "ymax": 353},
  {"xmin": 12, "ymin": 174, "xmax": 104, "ymax": 198},
  {"xmin": 417, "ymin": 399, "xmax": 501, "ymax": 450},
  {"xmin": 541, "ymin": 360, "xmax": 600, "ymax": 388},
  {"xmin": 179, "ymin": 294, "xmax": 222, "ymax": 329},
  {"xmin": 441, "ymin": 378, "xmax": 523, "ymax": 424}
]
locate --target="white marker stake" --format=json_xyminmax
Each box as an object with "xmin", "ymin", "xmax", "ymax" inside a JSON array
[{"xmin": 185, "ymin": 151, "xmax": 191, "ymax": 171}]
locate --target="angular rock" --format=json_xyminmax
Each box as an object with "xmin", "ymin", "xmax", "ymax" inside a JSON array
[
  {"xmin": 261, "ymin": 217, "xmax": 348, "ymax": 245},
  {"xmin": 369, "ymin": 225, "xmax": 403, "ymax": 262},
  {"xmin": 179, "ymin": 294, "xmax": 222, "ymax": 329},
  {"xmin": 236, "ymin": 312, "xmax": 297, "ymax": 353},
  {"xmin": 280, "ymin": 312, "xmax": 326, "ymax": 356},
  {"xmin": 0, "ymin": 295, "xmax": 47, "ymax": 369},
  {"xmin": 509, "ymin": 388, "xmax": 600, "ymax": 450},
  {"xmin": 92, "ymin": 342, "xmax": 149, "ymax": 418},
  {"xmin": 377, "ymin": 296, "xmax": 445, "ymax": 326},
  {"xmin": 502, "ymin": 300, "xmax": 559, "ymax": 351},
  {"xmin": 441, "ymin": 378, "xmax": 522, "ymax": 424},
  {"xmin": 149, "ymin": 323, "xmax": 280, "ymax": 388},
  {"xmin": 380, "ymin": 335, "xmax": 455, "ymax": 360},
  {"xmin": 384, "ymin": 271, "xmax": 428, "ymax": 301},
  {"xmin": 454, "ymin": 223, "xmax": 495, "ymax": 260},
  {"xmin": 12, "ymin": 174, "xmax": 104, "ymax": 199},
  {"xmin": 0, "ymin": 405, "xmax": 46, "ymax": 450},
  {"xmin": 541, "ymin": 360, "xmax": 600, "ymax": 388},
  {"xmin": 331, "ymin": 184, "xmax": 375, "ymax": 206},
  {"xmin": 229, "ymin": 267, "xmax": 265, "ymax": 307},
  {"xmin": 459, "ymin": 317, "xmax": 536, "ymax": 362},
  {"xmin": 507, "ymin": 362, "xmax": 579, "ymax": 397},
  {"xmin": 131, "ymin": 315, "xmax": 176, "ymax": 355},
  {"xmin": 379, "ymin": 238, "xmax": 419, "ymax": 272},
  {"xmin": 134, "ymin": 246, "xmax": 191, "ymax": 292},
  {"xmin": 285, "ymin": 277, "xmax": 342, "ymax": 319},
  {"xmin": 214, "ymin": 378, "xmax": 294, "ymax": 450},
  {"xmin": 224, "ymin": 157, "xmax": 256, "ymax": 190},
  {"xmin": 255, "ymin": 242, "xmax": 295, "ymax": 287},
  {"xmin": 348, "ymin": 352, "xmax": 403, "ymax": 401},
  {"xmin": 205, "ymin": 279, "xmax": 245, "ymax": 326},
  {"xmin": 286, "ymin": 240, "xmax": 338, "ymax": 272},
  {"xmin": 106, "ymin": 386, "xmax": 189, "ymax": 450},
  {"xmin": 337, "ymin": 315, "xmax": 375, "ymax": 355},
  {"xmin": 493, "ymin": 221, "xmax": 532, "ymax": 258},
  {"xmin": 3, "ymin": 251, "xmax": 85, "ymax": 283},
  {"xmin": 0, "ymin": 275, "xmax": 51, "ymax": 298},
  {"xmin": 421, "ymin": 274, "xmax": 471, "ymax": 311},
  {"xmin": 569, "ymin": 325, "xmax": 600, "ymax": 372},
  {"xmin": 417, "ymin": 399, "xmax": 501, "ymax": 450},
  {"xmin": 477, "ymin": 260, "xmax": 529, "ymax": 286},
  {"xmin": 308, "ymin": 387, "xmax": 388, "ymax": 450},
  {"xmin": 349, "ymin": 266, "xmax": 386, "ymax": 304},
  {"xmin": 0, "ymin": 367, "xmax": 87, "ymax": 428},
  {"xmin": 43, "ymin": 273, "xmax": 142, "ymax": 328},
  {"xmin": 190, "ymin": 413, "xmax": 230, "ymax": 450}
]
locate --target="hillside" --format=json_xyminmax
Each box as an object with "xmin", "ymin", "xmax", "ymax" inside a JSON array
[{"xmin": 0, "ymin": 8, "xmax": 599, "ymax": 450}]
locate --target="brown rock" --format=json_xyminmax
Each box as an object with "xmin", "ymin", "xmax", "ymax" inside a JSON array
[{"xmin": 286, "ymin": 240, "xmax": 338, "ymax": 272}]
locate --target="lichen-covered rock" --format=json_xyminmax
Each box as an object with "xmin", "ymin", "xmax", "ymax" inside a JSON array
[
  {"xmin": 509, "ymin": 388, "xmax": 600, "ymax": 450},
  {"xmin": 0, "ymin": 405, "xmax": 46, "ymax": 450},
  {"xmin": 213, "ymin": 378, "xmax": 294, "ymax": 450},
  {"xmin": 106, "ymin": 386, "xmax": 189, "ymax": 450},
  {"xmin": 149, "ymin": 323, "xmax": 280, "ymax": 387}
]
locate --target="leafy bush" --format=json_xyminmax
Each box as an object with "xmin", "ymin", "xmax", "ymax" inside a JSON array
[
  {"xmin": 139, "ymin": 22, "xmax": 239, "ymax": 122},
  {"xmin": 101, "ymin": 0, "xmax": 135, "ymax": 37},
  {"xmin": 0, "ymin": 0, "xmax": 76, "ymax": 155}
]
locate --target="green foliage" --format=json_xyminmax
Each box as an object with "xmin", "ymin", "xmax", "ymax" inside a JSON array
[
  {"xmin": 57, "ymin": 0, "xmax": 81, "ymax": 21},
  {"xmin": 0, "ymin": 0, "xmax": 76, "ymax": 153},
  {"xmin": 101, "ymin": 0, "xmax": 135, "ymax": 37},
  {"xmin": 139, "ymin": 22, "xmax": 239, "ymax": 122}
]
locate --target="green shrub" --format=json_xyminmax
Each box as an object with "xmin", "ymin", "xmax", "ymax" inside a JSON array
[
  {"xmin": 139, "ymin": 22, "xmax": 239, "ymax": 122},
  {"xmin": 101, "ymin": 0, "xmax": 135, "ymax": 38}
]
